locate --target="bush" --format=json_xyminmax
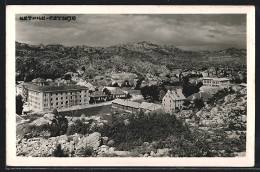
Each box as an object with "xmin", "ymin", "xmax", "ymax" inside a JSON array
[
  {"xmin": 67, "ymin": 119, "xmax": 91, "ymax": 135},
  {"xmin": 194, "ymin": 98, "xmax": 205, "ymax": 110},
  {"xmin": 53, "ymin": 144, "xmax": 69, "ymax": 157},
  {"xmin": 83, "ymin": 146, "xmax": 94, "ymax": 157},
  {"xmin": 16, "ymin": 95, "xmax": 23, "ymax": 115},
  {"xmin": 49, "ymin": 114, "xmax": 68, "ymax": 137}
]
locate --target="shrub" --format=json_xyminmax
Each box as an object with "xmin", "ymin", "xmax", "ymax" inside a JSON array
[
  {"xmin": 53, "ymin": 144, "xmax": 69, "ymax": 157},
  {"xmin": 83, "ymin": 146, "xmax": 93, "ymax": 157},
  {"xmin": 49, "ymin": 114, "xmax": 68, "ymax": 137},
  {"xmin": 16, "ymin": 95, "xmax": 23, "ymax": 115},
  {"xmin": 67, "ymin": 119, "xmax": 90, "ymax": 135}
]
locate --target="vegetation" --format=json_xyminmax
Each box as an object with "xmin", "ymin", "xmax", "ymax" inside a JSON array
[
  {"xmin": 16, "ymin": 95, "xmax": 23, "ymax": 115},
  {"xmin": 53, "ymin": 144, "xmax": 69, "ymax": 157},
  {"xmin": 194, "ymin": 98, "xmax": 205, "ymax": 110},
  {"xmin": 67, "ymin": 119, "xmax": 92, "ymax": 135},
  {"xmin": 95, "ymin": 111, "xmax": 212, "ymax": 156}
]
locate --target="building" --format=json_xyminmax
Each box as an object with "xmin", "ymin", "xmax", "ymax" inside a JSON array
[
  {"xmin": 26, "ymin": 84, "xmax": 89, "ymax": 112},
  {"xmin": 31, "ymin": 78, "xmax": 48, "ymax": 86},
  {"xmin": 112, "ymin": 99, "xmax": 140, "ymax": 113},
  {"xmin": 139, "ymin": 102, "xmax": 162, "ymax": 113},
  {"xmin": 196, "ymin": 77, "xmax": 230, "ymax": 88},
  {"xmin": 89, "ymin": 91, "xmax": 108, "ymax": 104},
  {"xmin": 162, "ymin": 88, "xmax": 186, "ymax": 113},
  {"xmin": 110, "ymin": 89, "xmax": 127, "ymax": 99}
]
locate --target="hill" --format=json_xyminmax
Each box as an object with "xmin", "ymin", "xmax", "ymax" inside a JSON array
[{"xmin": 15, "ymin": 41, "xmax": 246, "ymax": 81}]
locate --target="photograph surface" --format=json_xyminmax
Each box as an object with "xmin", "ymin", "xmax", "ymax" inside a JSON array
[{"xmin": 6, "ymin": 5, "xmax": 255, "ymax": 167}]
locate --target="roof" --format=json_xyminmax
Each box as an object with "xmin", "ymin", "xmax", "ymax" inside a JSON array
[
  {"xmin": 112, "ymin": 99, "xmax": 140, "ymax": 108},
  {"xmin": 201, "ymin": 77, "xmax": 230, "ymax": 81},
  {"xmin": 165, "ymin": 89, "xmax": 186, "ymax": 101},
  {"xmin": 128, "ymin": 90, "xmax": 141, "ymax": 95},
  {"xmin": 187, "ymin": 92, "xmax": 213, "ymax": 101},
  {"xmin": 26, "ymin": 83, "xmax": 88, "ymax": 93},
  {"xmin": 31, "ymin": 78, "xmax": 47, "ymax": 83},
  {"xmin": 139, "ymin": 102, "xmax": 162, "ymax": 111},
  {"xmin": 110, "ymin": 89, "xmax": 126, "ymax": 95},
  {"xmin": 90, "ymin": 91, "xmax": 107, "ymax": 98},
  {"xmin": 165, "ymin": 85, "xmax": 183, "ymax": 91}
]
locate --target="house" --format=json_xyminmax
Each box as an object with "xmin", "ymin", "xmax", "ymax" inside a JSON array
[
  {"xmin": 139, "ymin": 102, "xmax": 162, "ymax": 113},
  {"xmin": 110, "ymin": 89, "xmax": 127, "ymax": 99},
  {"xmin": 162, "ymin": 88, "xmax": 186, "ymax": 113},
  {"xmin": 89, "ymin": 91, "xmax": 108, "ymax": 103},
  {"xmin": 196, "ymin": 77, "xmax": 230, "ymax": 88},
  {"xmin": 31, "ymin": 78, "xmax": 48, "ymax": 86}
]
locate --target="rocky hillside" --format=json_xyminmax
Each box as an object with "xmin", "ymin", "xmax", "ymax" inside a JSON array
[
  {"xmin": 176, "ymin": 87, "xmax": 247, "ymax": 156},
  {"xmin": 16, "ymin": 41, "xmax": 246, "ymax": 78}
]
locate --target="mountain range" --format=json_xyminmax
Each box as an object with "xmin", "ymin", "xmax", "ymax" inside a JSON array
[{"xmin": 16, "ymin": 41, "xmax": 246, "ymax": 78}]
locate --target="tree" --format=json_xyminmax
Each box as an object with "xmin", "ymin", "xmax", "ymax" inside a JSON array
[
  {"xmin": 53, "ymin": 108, "xmax": 58, "ymax": 116},
  {"xmin": 16, "ymin": 95, "xmax": 23, "ymax": 115},
  {"xmin": 53, "ymin": 144, "xmax": 69, "ymax": 157},
  {"xmin": 141, "ymin": 85, "xmax": 149, "ymax": 99},
  {"xmin": 112, "ymin": 83, "xmax": 119, "ymax": 87},
  {"xmin": 81, "ymin": 66, "xmax": 86, "ymax": 72},
  {"xmin": 64, "ymin": 74, "xmax": 71, "ymax": 80},
  {"xmin": 49, "ymin": 109, "xmax": 68, "ymax": 137},
  {"xmin": 134, "ymin": 77, "xmax": 144, "ymax": 90},
  {"xmin": 194, "ymin": 98, "xmax": 205, "ymax": 110}
]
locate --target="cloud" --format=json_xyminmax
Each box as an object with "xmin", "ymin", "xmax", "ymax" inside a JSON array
[{"xmin": 15, "ymin": 14, "xmax": 246, "ymax": 50}]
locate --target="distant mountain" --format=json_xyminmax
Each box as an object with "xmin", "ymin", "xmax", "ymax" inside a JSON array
[{"xmin": 15, "ymin": 41, "xmax": 246, "ymax": 80}]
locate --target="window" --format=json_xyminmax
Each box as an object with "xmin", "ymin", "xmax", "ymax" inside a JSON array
[
  {"xmin": 56, "ymin": 102, "xmax": 58, "ymax": 105},
  {"xmin": 51, "ymin": 98, "xmax": 53, "ymax": 101},
  {"xmin": 56, "ymin": 98, "xmax": 58, "ymax": 100},
  {"xmin": 61, "ymin": 97, "xmax": 63, "ymax": 100}
]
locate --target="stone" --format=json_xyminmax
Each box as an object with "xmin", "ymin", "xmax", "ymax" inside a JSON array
[
  {"xmin": 109, "ymin": 147, "xmax": 115, "ymax": 152},
  {"xmin": 150, "ymin": 151, "xmax": 156, "ymax": 157},
  {"xmin": 100, "ymin": 145, "xmax": 109, "ymax": 152},
  {"xmin": 241, "ymin": 115, "xmax": 247, "ymax": 122},
  {"xmin": 156, "ymin": 148, "xmax": 169, "ymax": 157},
  {"xmin": 143, "ymin": 153, "xmax": 149, "ymax": 157},
  {"xmin": 107, "ymin": 140, "xmax": 114, "ymax": 147},
  {"xmin": 102, "ymin": 137, "xmax": 109, "ymax": 145},
  {"xmin": 82, "ymin": 132, "xmax": 101, "ymax": 148}
]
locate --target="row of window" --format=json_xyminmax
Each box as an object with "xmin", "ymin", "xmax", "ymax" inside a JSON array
[{"xmin": 43, "ymin": 91, "xmax": 88, "ymax": 97}]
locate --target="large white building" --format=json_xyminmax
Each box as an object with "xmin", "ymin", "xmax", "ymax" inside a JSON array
[
  {"xmin": 162, "ymin": 88, "xmax": 186, "ymax": 113},
  {"xmin": 197, "ymin": 77, "xmax": 230, "ymax": 88},
  {"xmin": 25, "ymin": 84, "xmax": 89, "ymax": 112}
]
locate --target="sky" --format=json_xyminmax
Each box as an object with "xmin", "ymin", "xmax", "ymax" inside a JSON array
[{"xmin": 16, "ymin": 14, "xmax": 246, "ymax": 50}]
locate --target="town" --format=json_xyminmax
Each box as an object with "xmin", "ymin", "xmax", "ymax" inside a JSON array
[{"xmin": 16, "ymin": 62, "xmax": 247, "ymax": 157}]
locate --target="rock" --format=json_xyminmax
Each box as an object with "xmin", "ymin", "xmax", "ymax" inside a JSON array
[
  {"xmin": 100, "ymin": 145, "xmax": 109, "ymax": 152},
  {"xmin": 150, "ymin": 151, "xmax": 156, "ymax": 157},
  {"xmin": 143, "ymin": 153, "xmax": 149, "ymax": 157},
  {"xmin": 44, "ymin": 113, "xmax": 54, "ymax": 120},
  {"xmin": 113, "ymin": 151, "xmax": 131, "ymax": 157},
  {"xmin": 107, "ymin": 140, "xmax": 114, "ymax": 147},
  {"xmin": 82, "ymin": 132, "xmax": 101, "ymax": 148},
  {"xmin": 109, "ymin": 147, "xmax": 115, "ymax": 152},
  {"xmin": 102, "ymin": 137, "xmax": 109, "ymax": 145},
  {"xmin": 241, "ymin": 115, "xmax": 247, "ymax": 122},
  {"xmin": 156, "ymin": 148, "xmax": 169, "ymax": 157}
]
